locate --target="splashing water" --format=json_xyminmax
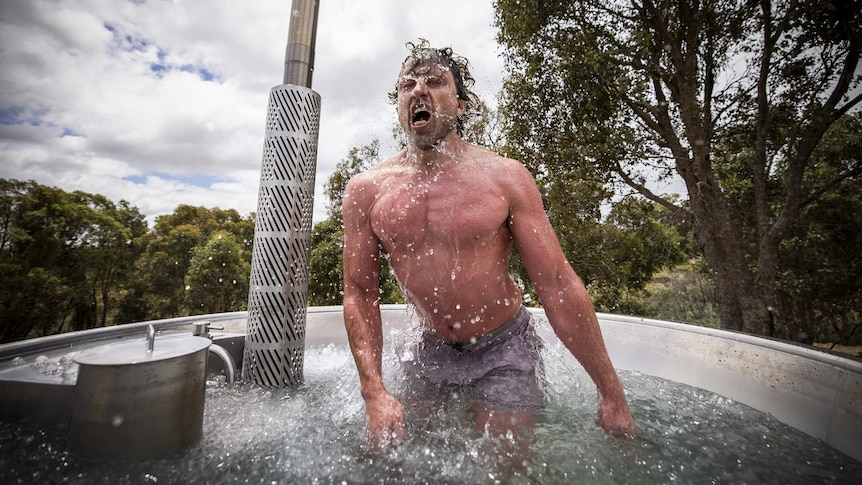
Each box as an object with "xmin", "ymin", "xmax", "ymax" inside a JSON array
[{"xmin": 1, "ymin": 336, "xmax": 860, "ymax": 483}]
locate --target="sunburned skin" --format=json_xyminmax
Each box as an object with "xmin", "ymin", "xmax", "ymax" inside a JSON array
[
  {"xmin": 362, "ymin": 59, "xmax": 524, "ymax": 342},
  {"xmin": 366, "ymin": 146, "xmax": 524, "ymax": 343},
  {"xmin": 394, "ymin": 62, "xmax": 462, "ymax": 150},
  {"xmin": 342, "ymin": 49, "xmax": 638, "ymax": 453}
]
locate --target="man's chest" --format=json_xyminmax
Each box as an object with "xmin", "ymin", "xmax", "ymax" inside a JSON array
[{"xmin": 370, "ymin": 178, "xmax": 509, "ymax": 249}]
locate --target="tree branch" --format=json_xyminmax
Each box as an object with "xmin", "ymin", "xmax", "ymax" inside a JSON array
[
  {"xmin": 613, "ymin": 161, "xmax": 683, "ymax": 213},
  {"xmin": 800, "ymin": 163, "xmax": 862, "ymax": 209}
]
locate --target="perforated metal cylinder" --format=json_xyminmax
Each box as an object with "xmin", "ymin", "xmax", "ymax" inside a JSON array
[{"xmin": 243, "ymin": 85, "xmax": 320, "ymax": 387}]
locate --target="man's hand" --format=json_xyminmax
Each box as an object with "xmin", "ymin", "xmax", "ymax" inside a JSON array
[
  {"xmin": 363, "ymin": 391, "xmax": 406, "ymax": 453},
  {"xmin": 597, "ymin": 397, "xmax": 639, "ymax": 439}
]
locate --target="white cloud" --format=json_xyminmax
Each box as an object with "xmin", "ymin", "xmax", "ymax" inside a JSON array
[{"xmin": 0, "ymin": 0, "xmax": 504, "ymax": 225}]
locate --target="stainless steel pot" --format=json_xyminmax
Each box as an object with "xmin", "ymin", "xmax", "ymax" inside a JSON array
[{"xmin": 69, "ymin": 332, "xmax": 211, "ymax": 459}]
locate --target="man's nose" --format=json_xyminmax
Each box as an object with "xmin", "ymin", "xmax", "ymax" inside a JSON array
[{"xmin": 411, "ymin": 78, "xmax": 429, "ymax": 96}]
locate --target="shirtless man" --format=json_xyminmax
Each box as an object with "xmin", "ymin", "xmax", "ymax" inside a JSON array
[{"xmin": 342, "ymin": 41, "xmax": 637, "ymax": 451}]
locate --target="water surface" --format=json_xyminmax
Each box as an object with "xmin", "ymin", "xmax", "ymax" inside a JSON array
[{"xmin": 1, "ymin": 335, "xmax": 860, "ymax": 484}]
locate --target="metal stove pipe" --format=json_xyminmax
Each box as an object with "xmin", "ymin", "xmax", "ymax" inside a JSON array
[
  {"xmin": 243, "ymin": 0, "xmax": 321, "ymax": 387},
  {"xmin": 283, "ymin": 0, "xmax": 319, "ymax": 87}
]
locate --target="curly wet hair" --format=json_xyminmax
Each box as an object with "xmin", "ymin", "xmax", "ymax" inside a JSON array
[{"xmin": 388, "ymin": 39, "xmax": 481, "ymax": 137}]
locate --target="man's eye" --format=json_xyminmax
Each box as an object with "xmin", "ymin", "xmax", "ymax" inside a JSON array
[
  {"xmin": 400, "ymin": 80, "xmax": 416, "ymax": 90},
  {"xmin": 427, "ymin": 77, "xmax": 444, "ymax": 86}
]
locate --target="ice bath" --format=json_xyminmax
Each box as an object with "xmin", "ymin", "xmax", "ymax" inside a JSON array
[{"xmin": 0, "ymin": 306, "xmax": 860, "ymax": 483}]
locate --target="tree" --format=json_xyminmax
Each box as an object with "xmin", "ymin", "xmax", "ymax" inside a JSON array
[
  {"xmin": 495, "ymin": 0, "xmax": 862, "ymax": 337},
  {"xmin": 0, "ymin": 180, "xmax": 69, "ymax": 341},
  {"xmin": 60, "ymin": 192, "xmax": 147, "ymax": 332},
  {"xmin": 0, "ymin": 180, "xmax": 146, "ymax": 342},
  {"xmin": 308, "ymin": 217, "xmax": 345, "ymax": 305},
  {"xmin": 309, "ymin": 140, "xmax": 404, "ymax": 306},
  {"xmin": 773, "ymin": 113, "xmax": 862, "ymax": 344},
  {"xmin": 185, "ymin": 231, "xmax": 250, "ymax": 314},
  {"xmin": 117, "ymin": 205, "xmax": 254, "ymax": 321}
]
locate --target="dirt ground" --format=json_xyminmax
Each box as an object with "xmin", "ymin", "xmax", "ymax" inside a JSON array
[{"xmin": 813, "ymin": 343, "xmax": 862, "ymax": 359}]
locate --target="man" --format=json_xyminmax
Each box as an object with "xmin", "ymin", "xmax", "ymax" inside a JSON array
[{"xmin": 342, "ymin": 40, "xmax": 637, "ymax": 451}]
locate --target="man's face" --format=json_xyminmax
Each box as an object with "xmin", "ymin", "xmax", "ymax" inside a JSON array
[{"xmin": 396, "ymin": 60, "xmax": 466, "ymax": 150}]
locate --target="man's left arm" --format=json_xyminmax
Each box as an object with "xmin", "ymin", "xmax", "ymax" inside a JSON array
[{"xmin": 505, "ymin": 162, "xmax": 638, "ymax": 437}]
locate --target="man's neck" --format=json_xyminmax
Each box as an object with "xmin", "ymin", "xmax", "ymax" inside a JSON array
[{"xmin": 404, "ymin": 133, "xmax": 467, "ymax": 169}]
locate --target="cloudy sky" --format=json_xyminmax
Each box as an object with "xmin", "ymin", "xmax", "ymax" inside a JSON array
[{"xmin": 0, "ymin": 0, "xmax": 505, "ymax": 225}]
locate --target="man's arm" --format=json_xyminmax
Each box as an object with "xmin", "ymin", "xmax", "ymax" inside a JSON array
[
  {"xmin": 505, "ymin": 162, "xmax": 638, "ymax": 437},
  {"xmin": 342, "ymin": 175, "xmax": 406, "ymax": 451}
]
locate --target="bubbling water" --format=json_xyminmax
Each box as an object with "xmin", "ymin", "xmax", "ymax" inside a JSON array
[{"xmin": 1, "ymin": 336, "xmax": 860, "ymax": 484}]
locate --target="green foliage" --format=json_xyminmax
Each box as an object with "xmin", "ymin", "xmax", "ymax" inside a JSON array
[
  {"xmin": 324, "ymin": 140, "xmax": 380, "ymax": 224},
  {"xmin": 185, "ymin": 231, "xmax": 250, "ymax": 315},
  {"xmin": 308, "ymin": 217, "xmax": 344, "ymax": 305},
  {"xmin": 774, "ymin": 114, "xmax": 862, "ymax": 344},
  {"xmin": 0, "ymin": 179, "xmax": 147, "ymax": 342},
  {"xmin": 0, "ymin": 179, "xmax": 259, "ymax": 342},
  {"xmin": 511, "ymin": 193, "xmax": 688, "ymax": 315},
  {"xmin": 118, "ymin": 205, "xmax": 254, "ymax": 322},
  {"xmin": 309, "ymin": 139, "xmax": 404, "ymax": 306},
  {"xmin": 494, "ymin": 0, "xmax": 862, "ymax": 339},
  {"xmin": 640, "ymin": 262, "xmax": 722, "ymax": 327}
]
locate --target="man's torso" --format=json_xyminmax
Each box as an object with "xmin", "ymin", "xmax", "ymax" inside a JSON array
[{"xmin": 367, "ymin": 147, "xmax": 523, "ymax": 343}]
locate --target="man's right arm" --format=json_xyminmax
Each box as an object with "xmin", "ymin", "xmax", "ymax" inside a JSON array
[{"xmin": 342, "ymin": 175, "xmax": 405, "ymax": 451}]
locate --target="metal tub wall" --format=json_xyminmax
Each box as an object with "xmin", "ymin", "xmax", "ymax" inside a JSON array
[{"xmin": 592, "ymin": 312, "xmax": 862, "ymax": 463}]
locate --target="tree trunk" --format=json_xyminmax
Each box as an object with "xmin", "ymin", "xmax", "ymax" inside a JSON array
[{"xmin": 688, "ymin": 181, "xmax": 773, "ymax": 336}]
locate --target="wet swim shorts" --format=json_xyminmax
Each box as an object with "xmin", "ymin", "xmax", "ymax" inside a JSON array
[{"xmin": 401, "ymin": 306, "xmax": 546, "ymax": 411}]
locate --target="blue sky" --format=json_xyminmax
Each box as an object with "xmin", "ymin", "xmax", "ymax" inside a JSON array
[{"xmin": 0, "ymin": 0, "xmax": 505, "ymax": 224}]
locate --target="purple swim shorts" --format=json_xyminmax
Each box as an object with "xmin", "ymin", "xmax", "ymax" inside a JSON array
[{"xmin": 401, "ymin": 306, "xmax": 546, "ymax": 411}]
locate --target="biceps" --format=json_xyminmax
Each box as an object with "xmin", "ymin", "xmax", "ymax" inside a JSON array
[
  {"xmin": 343, "ymin": 229, "xmax": 381, "ymax": 296},
  {"xmin": 514, "ymin": 220, "xmax": 573, "ymax": 289}
]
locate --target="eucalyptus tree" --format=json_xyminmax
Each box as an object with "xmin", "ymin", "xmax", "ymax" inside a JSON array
[
  {"xmin": 309, "ymin": 139, "xmax": 403, "ymax": 305},
  {"xmin": 185, "ymin": 231, "xmax": 250, "ymax": 315},
  {"xmin": 118, "ymin": 205, "xmax": 254, "ymax": 321},
  {"xmin": 0, "ymin": 180, "xmax": 147, "ymax": 341},
  {"xmin": 495, "ymin": 0, "xmax": 861, "ymax": 337}
]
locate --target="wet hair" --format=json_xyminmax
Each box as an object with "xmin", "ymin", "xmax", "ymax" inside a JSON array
[{"xmin": 388, "ymin": 39, "xmax": 481, "ymax": 137}]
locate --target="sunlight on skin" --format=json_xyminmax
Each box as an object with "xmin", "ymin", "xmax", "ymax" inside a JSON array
[{"xmin": 343, "ymin": 42, "xmax": 638, "ymax": 454}]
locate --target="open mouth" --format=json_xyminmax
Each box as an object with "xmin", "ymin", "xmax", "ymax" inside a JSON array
[{"xmin": 411, "ymin": 107, "xmax": 431, "ymax": 127}]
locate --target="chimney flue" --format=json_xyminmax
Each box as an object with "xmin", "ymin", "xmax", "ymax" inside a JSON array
[{"xmin": 283, "ymin": 0, "xmax": 320, "ymax": 87}]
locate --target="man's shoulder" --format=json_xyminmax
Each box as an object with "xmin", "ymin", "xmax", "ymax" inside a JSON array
[
  {"xmin": 466, "ymin": 145, "xmax": 532, "ymax": 178},
  {"xmin": 348, "ymin": 154, "xmax": 401, "ymax": 184}
]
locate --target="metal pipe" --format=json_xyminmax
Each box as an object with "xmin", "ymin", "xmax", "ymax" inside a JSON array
[
  {"xmin": 208, "ymin": 344, "xmax": 236, "ymax": 384},
  {"xmin": 283, "ymin": 0, "xmax": 320, "ymax": 87}
]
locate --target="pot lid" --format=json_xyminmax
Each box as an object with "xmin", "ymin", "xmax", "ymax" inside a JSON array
[{"xmin": 74, "ymin": 334, "xmax": 211, "ymax": 366}]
